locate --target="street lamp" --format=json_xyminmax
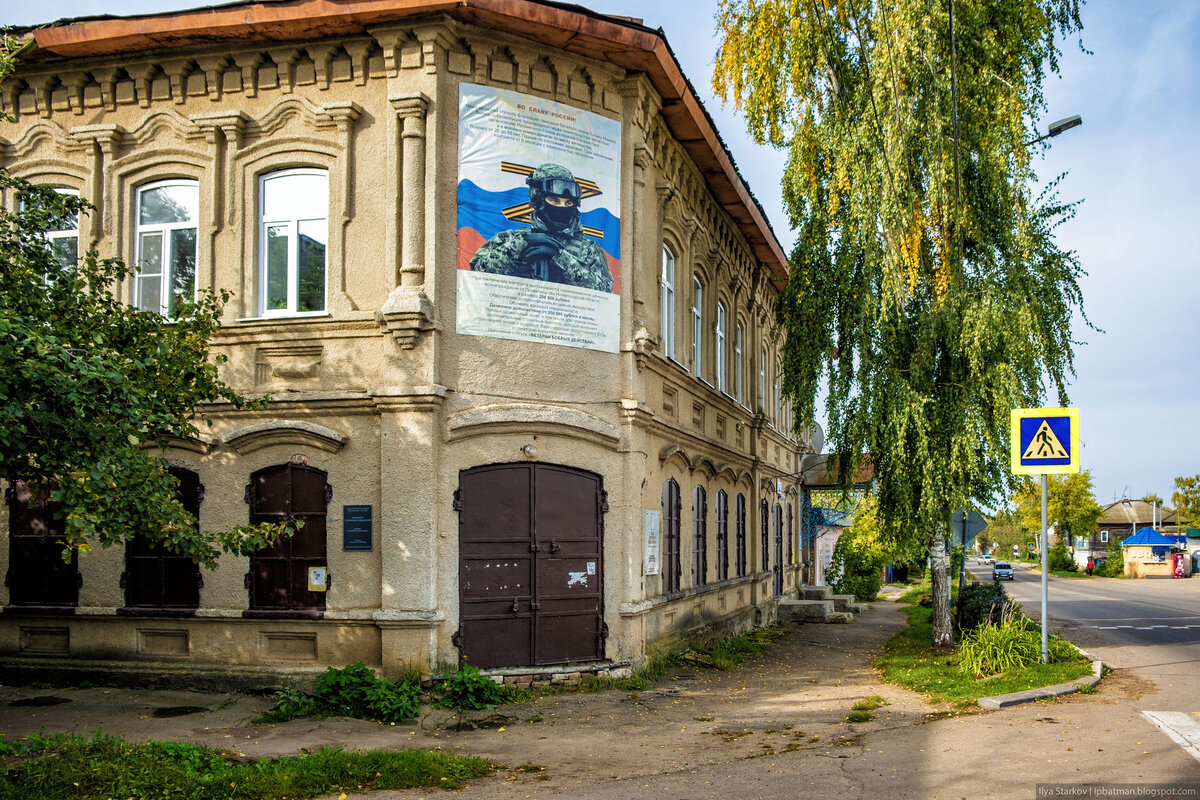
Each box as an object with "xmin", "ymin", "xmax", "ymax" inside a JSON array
[{"xmin": 1027, "ymin": 114, "xmax": 1083, "ymax": 145}]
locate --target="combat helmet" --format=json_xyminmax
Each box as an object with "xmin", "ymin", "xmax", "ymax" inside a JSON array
[{"xmin": 526, "ymin": 163, "xmax": 582, "ymax": 231}]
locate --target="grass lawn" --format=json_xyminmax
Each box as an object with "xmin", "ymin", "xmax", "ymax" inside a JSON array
[
  {"xmin": 0, "ymin": 731, "xmax": 498, "ymax": 800},
  {"xmin": 876, "ymin": 604, "xmax": 1095, "ymax": 707}
]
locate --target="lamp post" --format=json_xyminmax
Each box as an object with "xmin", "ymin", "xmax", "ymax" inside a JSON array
[{"xmin": 1027, "ymin": 115, "xmax": 1083, "ymax": 145}]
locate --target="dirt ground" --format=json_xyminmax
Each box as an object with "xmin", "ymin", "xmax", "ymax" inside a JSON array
[{"xmin": 0, "ymin": 598, "xmax": 967, "ymax": 798}]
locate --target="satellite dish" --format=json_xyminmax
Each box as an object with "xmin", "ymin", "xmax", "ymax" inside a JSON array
[{"xmin": 804, "ymin": 422, "xmax": 824, "ymax": 454}]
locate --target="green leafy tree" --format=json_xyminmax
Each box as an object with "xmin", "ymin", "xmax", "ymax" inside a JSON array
[
  {"xmin": 1172, "ymin": 476, "xmax": 1200, "ymax": 528},
  {"xmin": 1013, "ymin": 471, "xmax": 1101, "ymax": 554},
  {"xmin": 1098, "ymin": 534, "xmax": 1124, "ymax": 577},
  {"xmin": 986, "ymin": 506, "xmax": 1029, "ymax": 560},
  {"xmin": 714, "ymin": 0, "xmax": 1086, "ymax": 645},
  {"xmin": 1, "ymin": 36, "xmax": 289, "ymax": 567},
  {"xmin": 0, "ymin": 178, "xmax": 289, "ymax": 567}
]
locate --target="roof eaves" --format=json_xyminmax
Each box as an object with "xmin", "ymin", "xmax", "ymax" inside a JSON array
[{"xmin": 16, "ymin": 0, "xmax": 789, "ymax": 278}]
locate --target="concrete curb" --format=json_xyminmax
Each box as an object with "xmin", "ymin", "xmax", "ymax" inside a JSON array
[{"xmin": 977, "ymin": 657, "xmax": 1103, "ymax": 709}]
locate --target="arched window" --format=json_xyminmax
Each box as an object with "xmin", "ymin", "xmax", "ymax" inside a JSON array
[
  {"xmin": 246, "ymin": 462, "xmax": 331, "ymax": 614},
  {"xmin": 691, "ymin": 276, "xmax": 704, "ymax": 377},
  {"xmin": 715, "ymin": 301, "xmax": 727, "ymax": 393},
  {"xmin": 760, "ymin": 498, "xmax": 770, "ymax": 574},
  {"xmin": 135, "ymin": 179, "xmax": 198, "ymax": 317},
  {"xmin": 787, "ymin": 503, "xmax": 795, "ymax": 565},
  {"xmin": 693, "ymin": 486, "xmax": 708, "ymax": 587},
  {"xmin": 259, "ymin": 168, "xmax": 328, "ymax": 316},
  {"xmin": 27, "ymin": 187, "xmax": 80, "ymax": 271},
  {"xmin": 715, "ymin": 490, "xmax": 729, "ymax": 581},
  {"xmin": 759, "ymin": 345, "xmax": 767, "ymax": 413},
  {"xmin": 6, "ymin": 480, "xmax": 77, "ymax": 608},
  {"xmin": 661, "ymin": 245, "xmax": 676, "ymax": 359},
  {"xmin": 735, "ymin": 493, "xmax": 747, "ymax": 577},
  {"xmin": 773, "ymin": 503, "xmax": 784, "ymax": 595},
  {"xmin": 123, "ymin": 466, "xmax": 202, "ymax": 610},
  {"xmin": 734, "ymin": 322, "xmax": 745, "ymax": 404},
  {"xmin": 662, "ymin": 479, "xmax": 681, "ymax": 594}
]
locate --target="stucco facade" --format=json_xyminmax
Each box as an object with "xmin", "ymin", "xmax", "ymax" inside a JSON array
[{"xmin": 0, "ymin": 0, "xmax": 812, "ymax": 683}]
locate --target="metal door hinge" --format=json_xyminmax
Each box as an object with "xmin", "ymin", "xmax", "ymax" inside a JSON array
[
  {"xmin": 452, "ymin": 488, "xmax": 462, "ymax": 512},
  {"xmin": 243, "ymin": 572, "xmax": 252, "ymax": 590},
  {"xmin": 600, "ymin": 490, "xmax": 609, "ymax": 514},
  {"xmin": 118, "ymin": 572, "xmax": 128, "ymax": 589},
  {"xmin": 600, "ymin": 620, "xmax": 609, "ymax": 638},
  {"xmin": 451, "ymin": 629, "xmax": 463, "ymax": 648}
]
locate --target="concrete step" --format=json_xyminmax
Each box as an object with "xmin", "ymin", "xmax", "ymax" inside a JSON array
[
  {"xmin": 777, "ymin": 598, "xmax": 854, "ymax": 624},
  {"xmin": 830, "ymin": 594, "xmax": 869, "ymax": 614},
  {"xmin": 799, "ymin": 586, "xmax": 832, "ymax": 601}
]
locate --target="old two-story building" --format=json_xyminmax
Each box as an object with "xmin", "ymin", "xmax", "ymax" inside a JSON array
[{"xmin": 0, "ymin": 0, "xmax": 814, "ymax": 684}]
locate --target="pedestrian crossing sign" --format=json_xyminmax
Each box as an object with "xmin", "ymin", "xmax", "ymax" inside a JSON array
[{"xmin": 1010, "ymin": 407, "xmax": 1080, "ymax": 475}]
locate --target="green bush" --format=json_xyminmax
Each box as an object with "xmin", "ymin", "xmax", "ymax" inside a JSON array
[
  {"xmin": 1098, "ymin": 536, "xmax": 1125, "ymax": 576},
  {"xmin": 257, "ymin": 662, "xmax": 421, "ymax": 724},
  {"xmin": 828, "ymin": 534, "xmax": 883, "ymax": 602},
  {"xmin": 438, "ymin": 662, "xmax": 520, "ymax": 710},
  {"xmin": 1048, "ymin": 539, "xmax": 1077, "ymax": 572},
  {"xmin": 955, "ymin": 581, "xmax": 1011, "ymax": 631}
]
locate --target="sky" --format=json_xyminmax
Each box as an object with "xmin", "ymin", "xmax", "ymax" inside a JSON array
[{"xmin": 6, "ymin": 1, "xmax": 1198, "ymax": 509}]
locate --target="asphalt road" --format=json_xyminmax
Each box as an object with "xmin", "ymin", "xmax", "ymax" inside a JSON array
[{"xmin": 967, "ymin": 560, "xmax": 1200, "ymax": 664}]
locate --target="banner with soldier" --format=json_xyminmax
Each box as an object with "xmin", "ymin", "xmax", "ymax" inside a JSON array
[{"xmin": 457, "ymin": 83, "xmax": 621, "ymax": 352}]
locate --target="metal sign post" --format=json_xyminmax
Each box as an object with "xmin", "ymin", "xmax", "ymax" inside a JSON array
[{"xmin": 1011, "ymin": 407, "xmax": 1080, "ymax": 664}]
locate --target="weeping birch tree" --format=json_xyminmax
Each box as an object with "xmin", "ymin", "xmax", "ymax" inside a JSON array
[{"xmin": 714, "ymin": 0, "xmax": 1087, "ymax": 646}]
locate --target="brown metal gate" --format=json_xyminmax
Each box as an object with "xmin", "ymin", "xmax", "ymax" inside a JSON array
[{"xmin": 456, "ymin": 463, "xmax": 605, "ymax": 669}]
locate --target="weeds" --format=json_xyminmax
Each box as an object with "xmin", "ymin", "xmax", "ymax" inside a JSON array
[
  {"xmin": 438, "ymin": 662, "xmax": 525, "ymax": 711},
  {"xmin": 846, "ymin": 711, "xmax": 872, "ymax": 723},
  {"xmin": 0, "ymin": 730, "xmax": 494, "ymax": 800},
  {"xmin": 958, "ymin": 608, "xmax": 1041, "ymax": 677},
  {"xmin": 255, "ymin": 662, "xmax": 420, "ymax": 724},
  {"xmin": 850, "ymin": 695, "xmax": 888, "ymax": 711}
]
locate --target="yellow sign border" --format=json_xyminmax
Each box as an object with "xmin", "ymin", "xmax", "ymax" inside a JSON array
[{"xmin": 1010, "ymin": 407, "xmax": 1080, "ymax": 475}]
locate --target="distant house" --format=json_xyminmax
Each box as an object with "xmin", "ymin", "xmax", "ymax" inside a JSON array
[
  {"xmin": 1119, "ymin": 527, "xmax": 1189, "ymax": 578},
  {"xmin": 799, "ymin": 456, "xmax": 873, "ymax": 587},
  {"xmin": 1082, "ymin": 499, "xmax": 1178, "ymax": 567}
]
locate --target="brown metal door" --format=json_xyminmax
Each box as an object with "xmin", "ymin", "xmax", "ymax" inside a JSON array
[{"xmin": 458, "ymin": 463, "xmax": 604, "ymax": 668}]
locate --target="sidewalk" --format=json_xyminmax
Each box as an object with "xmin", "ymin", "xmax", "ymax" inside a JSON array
[{"xmin": 0, "ymin": 603, "xmax": 949, "ymax": 797}]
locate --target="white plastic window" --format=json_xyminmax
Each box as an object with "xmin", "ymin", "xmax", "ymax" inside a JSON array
[
  {"xmin": 692, "ymin": 276, "xmax": 703, "ymax": 377},
  {"xmin": 716, "ymin": 302, "xmax": 727, "ymax": 393},
  {"xmin": 46, "ymin": 188, "xmax": 80, "ymax": 270},
  {"xmin": 135, "ymin": 180, "xmax": 198, "ymax": 317},
  {"xmin": 660, "ymin": 245, "xmax": 676, "ymax": 358},
  {"xmin": 735, "ymin": 322, "xmax": 744, "ymax": 403},
  {"xmin": 259, "ymin": 168, "xmax": 328, "ymax": 316}
]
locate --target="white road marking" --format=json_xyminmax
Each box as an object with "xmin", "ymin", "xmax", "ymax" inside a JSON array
[{"xmin": 1142, "ymin": 711, "xmax": 1200, "ymax": 763}]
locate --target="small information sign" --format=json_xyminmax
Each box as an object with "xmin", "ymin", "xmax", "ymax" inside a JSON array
[
  {"xmin": 644, "ymin": 510, "xmax": 661, "ymax": 576},
  {"xmin": 343, "ymin": 505, "xmax": 373, "ymax": 551}
]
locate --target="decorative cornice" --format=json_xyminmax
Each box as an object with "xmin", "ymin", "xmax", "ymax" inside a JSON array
[
  {"xmin": 447, "ymin": 402, "xmax": 619, "ymax": 446},
  {"xmin": 224, "ymin": 420, "xmax": 348, "ymax": 454}
]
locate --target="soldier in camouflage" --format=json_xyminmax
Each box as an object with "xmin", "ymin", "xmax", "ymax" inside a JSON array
[{"xmin": 470, "ymin": 163, "xmax": 614, "ymax": 292}]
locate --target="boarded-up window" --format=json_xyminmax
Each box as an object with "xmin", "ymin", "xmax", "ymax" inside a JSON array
[
  {"xmin": 662, "ymin": 479, "xmax": 681, "ymax": 594},
  {"xmin": 715, "ymin": 490, "xmax": 729, "ymax": 581},
  {"xmin": 123, "ymin": 467, "xmax": 202, "ymax": 611},
  {"xmin": 735, "ymin": 493, "xmax": 747, "ymax": 577},
  {"xmin": 246, "ymin": 463, "xmax": 330, "ymax": 615},
  {"xmin": 693, "ymin": 486, "xmax": 708, "ymax": 587},
  {"xmin": 760, "ymin": 499, "xmax": 770, "ymax": 574},
  {"xmin": 786, "ymin": 503, "xmax": 794, "ymax": 565},
  {"xmin": 6, "ymin": 481, "xmax": 77, "ymax": 608}
]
